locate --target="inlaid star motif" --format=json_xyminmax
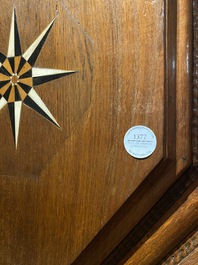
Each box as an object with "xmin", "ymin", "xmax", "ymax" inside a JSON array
[{"xmin": 0, "ymin": 9, "xmax": 77, "ymax": 148}]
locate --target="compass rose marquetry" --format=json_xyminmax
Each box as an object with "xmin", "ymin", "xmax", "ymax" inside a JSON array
[{"xmin": 0, "ymin": 9, "xmax": 77, "ymax": 148}]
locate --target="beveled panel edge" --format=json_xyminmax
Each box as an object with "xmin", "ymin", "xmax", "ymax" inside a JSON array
[
  {"xmin": 120, "ymin": 174, "xmax": 198, "ymax": 265},
  {"xmin": 103, "ymin": 167, "xmax": 198, "ymax": 265}
]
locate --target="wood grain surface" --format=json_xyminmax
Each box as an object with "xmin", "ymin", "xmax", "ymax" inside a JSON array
[
  {"xmin": 176, "ymin": 0, "xmax": 192, "ymax": 173},
  {"xmin": 123, "ymin": 187, "xmax": 198, "ymax": 265},
  {"xmin": 162, "ymin": 230, "xmax": 198, "ymax": 265},
  {"xmin": 72, "ymin": 1, "xmax": 192, "ymax": 264},
  {"xmin": 101, "ymin": 167, "xmax": 198, "ymax": 265},
  {"xmin": 193, "ymin": 0, "xmax": 198, "ymax": 166},
  {"xmin": 0, "ymin": 1, "xmax": 192, "ymax": 265}
]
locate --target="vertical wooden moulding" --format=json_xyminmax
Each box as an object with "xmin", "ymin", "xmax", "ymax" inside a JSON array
[
  {"xmin": 165, "ymin": 0, "xmax": 177, "ymax": 162},
  {"xmin": 193, "ymin": 0, "xmax": 198, "ymax": 166},
  {"xmin": 176, "ymin": 0, "xmax": 193, "ymax": 173}
]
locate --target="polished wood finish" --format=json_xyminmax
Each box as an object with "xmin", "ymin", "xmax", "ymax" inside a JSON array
[
  {"xmin": 193, "ymin": 0, "xmax": 198, "ymax": 166},
  {"xmin": 102, "ymin": 166, "xmax": 198, "ymax": 265},
  {"xmin": 176, "ymin": 0, "xmax": 192, "ymax": 173},
  {"xmin": 123, "ymin": 187, "xmax": 198, "ymax": 265},
  {"xmin": 0, "ymin": 1, "xmax": 194, "ymax": 265},
  {"xmin": 73, "ymin": 1, "xmax": 193, "ymax": 264}
]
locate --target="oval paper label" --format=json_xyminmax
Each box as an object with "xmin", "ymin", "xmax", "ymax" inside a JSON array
[{"xmin": 124, "ymin": 125, "xmax": 157, "ymax": 159}]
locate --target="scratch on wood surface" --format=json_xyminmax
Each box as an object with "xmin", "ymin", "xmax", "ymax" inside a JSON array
[
  {"xmin": 56, "ymin": 0, "xmax": 59, "ymax": 15},
  {"xmin": 59, "ymin": 0, "xmax": 94, "ymax": 45}
]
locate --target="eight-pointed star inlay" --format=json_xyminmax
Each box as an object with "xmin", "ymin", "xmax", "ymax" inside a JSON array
[{"xmin": 0, "ymin": 8, "xmax": 77, "ymax": 148}]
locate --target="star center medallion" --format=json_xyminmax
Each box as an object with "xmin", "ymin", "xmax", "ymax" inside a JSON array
[{"xmin": 11, "ymin": 74, "xmax": 19, "ymax": 85}]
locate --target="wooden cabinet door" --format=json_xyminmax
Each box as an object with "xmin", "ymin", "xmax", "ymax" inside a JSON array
[{"xmin": 0, "ymin": 1, "xmax": 192, "ymax": 264}]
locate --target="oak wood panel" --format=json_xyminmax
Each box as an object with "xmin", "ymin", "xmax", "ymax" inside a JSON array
[
  {"xmin": 73, "ymin": 1, "xmax": 194, "ymax": 264},
  {"xmin": 0, "ymin": 1, "xmax": 165, "ymax": 264},
  {"xmin": 0, "ymin": 1, "xmax": 192, "ymax": 265},
  {"xmin": 72, "ymin": 1, "xmax": 186, "ymax": 263}
]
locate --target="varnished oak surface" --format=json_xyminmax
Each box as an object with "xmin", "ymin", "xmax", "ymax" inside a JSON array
[
  {"xmin": 0, "ymin": 1, "xmax": 192, "ymax": 265},
  {"xmin": 73, "ymin": 1, "xmax": 192, "ymax": 264},
  {"xmin": 162, "ymin": 229, "xmax": 198, "ymax": 265},
  {"xmin": 100, "ymin": 167, "xmax": 198, "ymax": 265},
  {"xmin": 123, "ymin": 187, "xmax": 198, "ymax": 265},
  {"xmin": 176, "ymin": 0, "xmax": 192, "ymax": 173},
  {"xmin": 193, "ymin": 0, "xmax": 198, "ymax": 165}
]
